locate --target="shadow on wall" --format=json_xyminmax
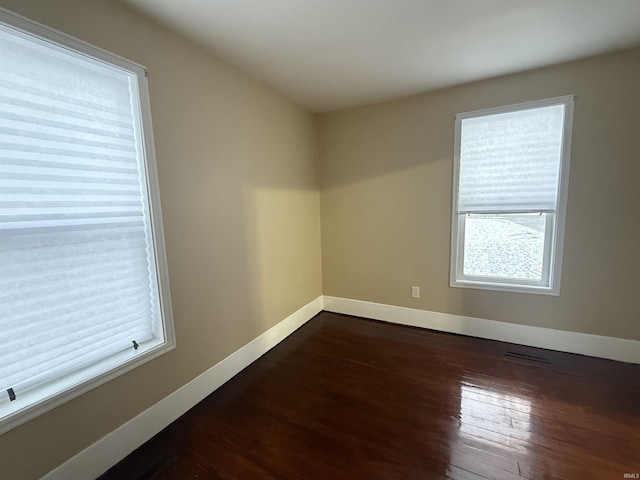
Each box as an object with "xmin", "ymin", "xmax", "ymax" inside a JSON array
[
  {"xmin": 319, "ymin": 94, "xmax": 457, "ymax": 190},
  {"xmin": 154, "ymin": 60, "xmax": 322, "ymax": 364}
]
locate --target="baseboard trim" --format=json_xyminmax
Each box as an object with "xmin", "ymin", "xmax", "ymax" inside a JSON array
[
  {"xmin": 41, "ymin": 296, "xmax": 323, "ymax": 480},
  {"xmin": 322, "ymin": 296, "xmax": 640, "ymax": 364}
]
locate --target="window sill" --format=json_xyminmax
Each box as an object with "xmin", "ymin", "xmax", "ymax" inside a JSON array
[{"xmin": 450, "ymin": 279, "xmax": 560, "ymax": 296}]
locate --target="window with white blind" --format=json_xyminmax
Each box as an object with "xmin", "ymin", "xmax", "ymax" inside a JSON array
[
  {"xmin": 0, "ymin": 9, "xmax": 174, "ymax": 433},
  {"xmin": 450, "ymin": 96, "xmax": 574, "ymax": 294}
]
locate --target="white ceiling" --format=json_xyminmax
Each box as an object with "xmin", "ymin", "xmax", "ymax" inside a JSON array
[{"xmin": 123, "ymin": 0, "xmax": 640, "ymax": 112}]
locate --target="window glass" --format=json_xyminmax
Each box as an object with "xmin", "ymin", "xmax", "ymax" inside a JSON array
[{"xmin": 462, "ymin": 213, "xmax": 547, "ymax": 281}]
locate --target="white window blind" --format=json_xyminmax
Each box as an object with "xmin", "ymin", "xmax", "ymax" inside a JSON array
[
  {"xmin": 0, "ymin": 13, "xmax": 172, "ymax": 425},
  {"xmin": 457, "ymin": 105, "xmax": 565, "ymax": 214}
]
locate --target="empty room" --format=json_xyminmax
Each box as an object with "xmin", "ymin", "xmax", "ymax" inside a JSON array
[{"xmin": 0, "ymin": 0, "xmax": 639, "ymax": 479}]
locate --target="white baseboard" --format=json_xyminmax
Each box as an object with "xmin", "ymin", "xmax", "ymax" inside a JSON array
[
  {"xmin": 41, "ymin": 296, "xmax": 323, "ymax": 480},
  {"xmin": 322, "ymin": 296, "xmax": 640, "ymax": 364}
]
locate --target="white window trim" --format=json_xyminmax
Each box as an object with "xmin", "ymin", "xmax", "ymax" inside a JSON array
[
  {"xmin": 449, "ymin": 95, "xmax": 574, "ymax": 296},
  {"xmin": 0, "ymin": 7, "xmax": 175, "ymax": 434}
]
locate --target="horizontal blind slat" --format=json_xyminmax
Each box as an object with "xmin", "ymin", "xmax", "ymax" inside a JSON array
[
  {"xmin": 1, "ymin": 159, "xmax": 138, "ymax": 176},
  {"xmin": 0, "ymin": 311, "xmax": 152, "ymax": 371},
  {"xmin": 1, "ymin": 163, "xmax": 140, "ymax": 181},
  {"xmin": 1, "ymin": 309, "xmax": 152, "ymax": 366},
  {"xmin": 0, "ymin": 140, "xmax": 136, "ymax": 163},
  {"xmin": 0, "ymin": 76, "xmax": 132, "ymax": 114},
  {"xmin": 0, "ymin": 93, "xmax": 133, "ymax": 130},
  {"xmin": 0, "ymin": 286, "xmax": 150, "ymax": 328},
  {"xmin": 0, "ymin": 266, "xmax": 144, "ymax": 298},
  {"xmin": 0, "ymin": 100, "xmax": 133, "ymax": 135},
  {"xmin": 0, "ymin": 110, "xmax": 134, "ymax": 142},
  {"xmin": 0, "ymin": 126, "xmax": 136, "ymax": 153},
  {"xmin": 0, "ymin": 270, "xmax": 149, "ymax": 308}
]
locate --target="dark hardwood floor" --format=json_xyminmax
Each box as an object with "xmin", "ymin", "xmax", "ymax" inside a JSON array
[{"xmin": 99, "ymin": 312, "xmax": 640, "ymax": 480}]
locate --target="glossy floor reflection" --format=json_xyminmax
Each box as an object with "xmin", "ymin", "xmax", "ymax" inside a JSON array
[
  {"xmin": 100, "ymin": 312, "xmax": 640, "ymax": 480},
  {"xmin": 459, "ymin": 383, "xmax": 533, "ymax": 453}
]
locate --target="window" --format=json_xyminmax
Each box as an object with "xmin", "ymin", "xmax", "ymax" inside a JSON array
[
  {"xmin": 450, "ymin": 96, "xmax": 574, "ymax": 294},
  {"xmin": 0, "ymin": 9, "xmax": 174, "ymax": 432}
]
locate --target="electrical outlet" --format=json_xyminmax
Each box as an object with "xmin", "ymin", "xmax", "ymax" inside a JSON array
[{"xmin": 411, "ymin": 286, "xmax": 420, "ymax": 298}]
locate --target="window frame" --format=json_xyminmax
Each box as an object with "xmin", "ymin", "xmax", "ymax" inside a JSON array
[
  {"xmin": 0, "ymin": 7, "xmax": 175, "ymax": 434},
  {"xmin": 450, "ymin": 96, "xmax": 574, "ymax": 295}
]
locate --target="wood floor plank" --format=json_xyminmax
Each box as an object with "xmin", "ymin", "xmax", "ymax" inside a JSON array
[{"xmin": 99, "ymin": 312, "xmax": 640, "ymax": 480}]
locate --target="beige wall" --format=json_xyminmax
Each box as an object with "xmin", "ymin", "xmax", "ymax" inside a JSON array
[
  {"xmin": 320, "ymin": 47, "xmax": 640, "ymax": 341},
  {"xmin": 0, "ymin": 1, "xmax": 322, "ymax": 479}
]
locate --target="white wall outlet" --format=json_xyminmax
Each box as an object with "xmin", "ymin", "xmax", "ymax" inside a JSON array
[{"xmin": 411, "ymin": 286, "xmax": 420, "ymax": 298}]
